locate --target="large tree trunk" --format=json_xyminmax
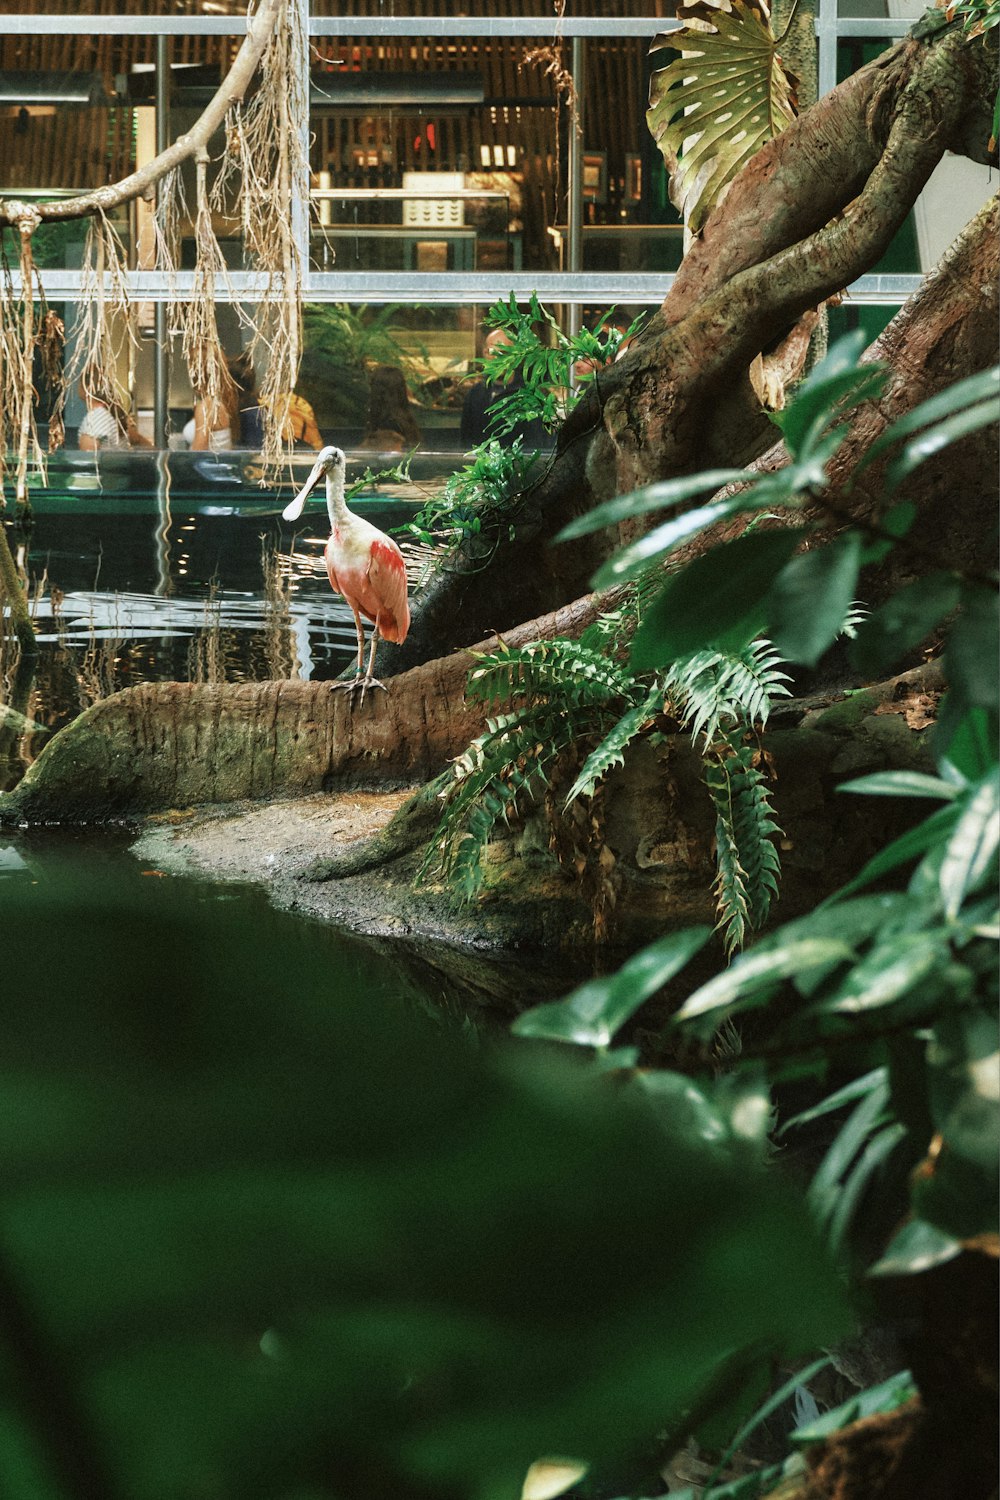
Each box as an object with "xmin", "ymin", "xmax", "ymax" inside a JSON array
[{"xmin": 390, "ymin": 24, "xmax": 997, "ymax": 675}]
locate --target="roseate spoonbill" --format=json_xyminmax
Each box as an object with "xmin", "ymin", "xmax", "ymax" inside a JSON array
[{"xmin": 282, "ymin": 445, "xmax": 410, "ymax": 703}]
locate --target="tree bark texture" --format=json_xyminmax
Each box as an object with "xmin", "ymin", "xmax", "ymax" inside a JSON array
[{"xmin": 390, "ymin": 24, "xmax": 997, "ymax": 675}]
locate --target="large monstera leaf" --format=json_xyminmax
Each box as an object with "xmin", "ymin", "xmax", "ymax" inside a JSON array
[{"xmin": 647, "ymin": 0, "xmax": 799, "ymax": 233}]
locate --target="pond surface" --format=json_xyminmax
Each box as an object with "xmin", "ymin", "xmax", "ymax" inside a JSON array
[
  {"xmin": 2, "ymin": 449, "xmax": 455, "ymax": 791},
  {"xmin": 0, "ymin": 823, "xmax": 473, "ymax": 1025}
]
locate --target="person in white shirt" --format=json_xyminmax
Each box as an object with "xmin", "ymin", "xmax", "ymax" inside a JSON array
[{"xmin": 77, "ymin": 370, "xmax": 152, "ymax": 451}]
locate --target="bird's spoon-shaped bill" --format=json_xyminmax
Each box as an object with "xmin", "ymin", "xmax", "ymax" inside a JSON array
[{"xmin": 282, "ymin": 459, "xmax": 325, "ymax": 522}]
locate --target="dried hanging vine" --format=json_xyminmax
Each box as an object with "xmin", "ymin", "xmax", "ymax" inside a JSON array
[{"xmin": 229, "ymin": 0, "xmax": 309, "ymax": 467}]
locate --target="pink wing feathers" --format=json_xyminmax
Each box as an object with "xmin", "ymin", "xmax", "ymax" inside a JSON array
[{"xmin": 366, "ymin": 534, "xmax": 410, "ymax": 643}]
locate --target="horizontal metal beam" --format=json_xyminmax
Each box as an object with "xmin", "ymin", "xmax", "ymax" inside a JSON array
[
  {"xmin": 829, "ymin": 17, "xmax": 913, "ymax": 35},
  {"xmin": 0, "ymin": 11, "xmax": 912, "ymax": 41},
  {"xmin": 7, "ymin": 269, "xmax": 925, "ymax": 305}
]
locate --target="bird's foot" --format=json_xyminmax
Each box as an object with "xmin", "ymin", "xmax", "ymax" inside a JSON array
[{"xmin": 330, "ymin": 674, "xmax": 388, "ymax": 706}]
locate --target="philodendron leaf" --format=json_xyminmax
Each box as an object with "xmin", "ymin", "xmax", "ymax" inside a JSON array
[
  {"xmin": 647, "ymin": 1, "xmax": 798, "ymax": 232},
  {"xmin": 766, "ymin": 532, "xmax": 863, "ymax": 667},
  {"xmin": 850, "ymin": 571, "xmax": 961, "ymax": 677},
  {"xmin": 512, "ymin": 927, "xmax": 712, "ymax": 1047},
  {"xmin": 630, "ymin": 529, "xmax": 802, "ymax": 670}
]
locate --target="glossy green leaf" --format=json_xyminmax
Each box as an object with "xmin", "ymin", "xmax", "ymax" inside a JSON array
[
  {"xmin": 632, "ymin": 1068, "xmax": 770, "ymax": 1155},
  {"xmin": 702, "ymin": 1355, "xmax": 833, "ymax": 1491},
  {"xmin": 939, "ymin": 772, "xmax": 1000, "ymax": 920},
  {"xmin": 780, "ymin": 1066, "xmax": 887, "ymax": 1136},
  {"xmin": 512, "ymin": 927, "xmax": 712, "ymax": 1047},
  {"xmin": 885, "ymin": 395, "xmax": 1000, "ymax": 491},
  {"xmin": 856, "ymin": 365, "xmax": 1000, "ymax": 479},
  {"xmin": 832, "ymin": 801, "xmax": 960, "ymax": 901},
  {"xmin": 828, "ymin": 1122, "xmax": 907, "ymax": 1252},
  {"xmin": 837, "ymin": 770, "xmax": 959, "ymax": 801},
  {"xmin": 946, "ymin": 585, "xmax": 1000, "ymax": 714},
  {"xmin": 557, "ymin": 469, "xmax": 749, "ymax": 543},
  {"xmin": 856, "ymin": 497, "xmax": 917, "ymax": 566},
  {"xmin": 590, "ymin": 492, "xmax": 763, "ymax": 589},
  {"xmin": 629, "ymin": 530, "xmax": 802, "ymax": 671},
  {"xmin": 790, "ymin": 1370, "xmax": 917, "ymax": 1443},
  {"xmin": 808, "ymin": 1075, "xmax": 890, "ymax": 1218},
  {"xmin": 927, "ymin": 1011, "xmax": 1000, "ymax": 1157},
  {"xmin": 936, "ymin": 706, "xmax": 995, "ymax": 784},
  {"xmin": 822, "ymin": 933, "xmax": 942, "ymax": 1014},
  {"xmin": 675, "ymin": 938, "xmax": 855, "ymax": 1025},
  {"xmin": 0, "ymin": 881, "xmax": 849, "ymax": 1500},
  {"xmin": 869, "ymin": 1217, "xmax": 963, "ymax": 1277},
  {"xmin": 766, "ymin": 533, "xmax": 863, "ymax": 666},
  {"xmin": 771, "ymin": 334, "xmax": 884, "ymax": 461},
  {"xmin": 915, "ymin": 1010, "xmax": 1000, "ymax": 1239},
  {"xmin": 777, "ymin": 896, "xmax": 908, "ymax": 988},
  {"xmin": 850, "ymin": 572, "xmax": 961, "ymax": 676}
]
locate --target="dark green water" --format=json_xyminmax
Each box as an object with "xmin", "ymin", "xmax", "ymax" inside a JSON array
[{"xmin": 0, "ymin": 825, "xmax": 436, "ymax": 1020}]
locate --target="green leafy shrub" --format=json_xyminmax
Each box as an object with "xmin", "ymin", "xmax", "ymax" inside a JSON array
[{"xmin": 509, "ymin": 340, "xmax": 999, "ymax": 1497}]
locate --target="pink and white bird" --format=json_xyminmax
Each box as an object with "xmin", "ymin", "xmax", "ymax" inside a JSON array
[{"xmin": 283, "ymin": 445, "xmax": 410, "ymax": 702}]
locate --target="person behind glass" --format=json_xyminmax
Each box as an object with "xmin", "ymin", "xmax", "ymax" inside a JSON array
[
  {"xmin": 459, "ymin": 327, "xmax": 548, "ymax": 451},
  {"xmin": 77, "ymin": 366, "xmax": 152, "ymax": 451},
  {"xmin": 267, "ymin": 390, "xmax": 324, "ymax": 450},
  {"xmin": 358, "ymin": 364, "xmax": 421, "ymax": 453},
  {"xmin": 191, "ymin": 353, "xmax": 264, "ymax": 450}
]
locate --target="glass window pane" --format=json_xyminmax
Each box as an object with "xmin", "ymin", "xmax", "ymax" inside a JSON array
[
  {"xmin": 0, "ymin": 31, "xmax": 248, "ymax": 268},
  {"xmin": 308, "ymin": 29, "xmax": 683, "ymax": 276}
]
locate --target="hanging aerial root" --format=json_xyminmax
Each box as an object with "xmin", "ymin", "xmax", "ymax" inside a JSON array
[
  {"xmin": 176, "ymin": 152, "xmax": 237, "ymax": 422},
  {"xmin": 0, "ymin": 203, "xmax": 47, "ymax": 509},
  {"xmin": 229, "ymin": 0, "xmax": 309, "ymax": 470},
  {"xmin": 52, "ymin": 212, "xmax": 139, "ymax": 450}
]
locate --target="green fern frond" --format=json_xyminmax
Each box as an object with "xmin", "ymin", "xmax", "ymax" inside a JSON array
[
  {"xmin": 665, "ymin": 639, "xmax": 792, "ymax": 745},
  {"xmin": 421, "ymin": 703, "xmax": 581, "ymax": 901},
  {"xmin": 564, "ymin": 682, "xmax": 664, "ymax": 808},
  {"xmin": 705, "ymin": 733, "xmax": 783, "ymax": 954},
  {"xmin": 711, "ymin": 794, "xmax": 754, "ymax": 955},
  {"xmin": 838, "ymin": 602, "xmax": 869, "ymax": 640},
  {"xmin": 466, "ymin": 639, "xmax": 635, "ymax": 711}
]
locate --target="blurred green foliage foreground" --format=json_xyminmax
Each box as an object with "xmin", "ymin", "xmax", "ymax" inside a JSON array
[{"xmin": 1, "ymin": 874, "xmax": 845, "ymax": 1500}]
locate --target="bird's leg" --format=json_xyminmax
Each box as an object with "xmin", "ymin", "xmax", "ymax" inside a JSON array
[
  {"xmin": 331, "ymin": 607, "xmax": 367, "ymax": 693},
  {"xmin": 356, "ymin": 621, "xmax": 388, "ymax": 707}
]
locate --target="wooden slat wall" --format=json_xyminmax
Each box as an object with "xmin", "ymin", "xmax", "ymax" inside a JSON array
[{"xmin": 0, "ymin": 0, "xmax": 235, "ymax": 192}]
